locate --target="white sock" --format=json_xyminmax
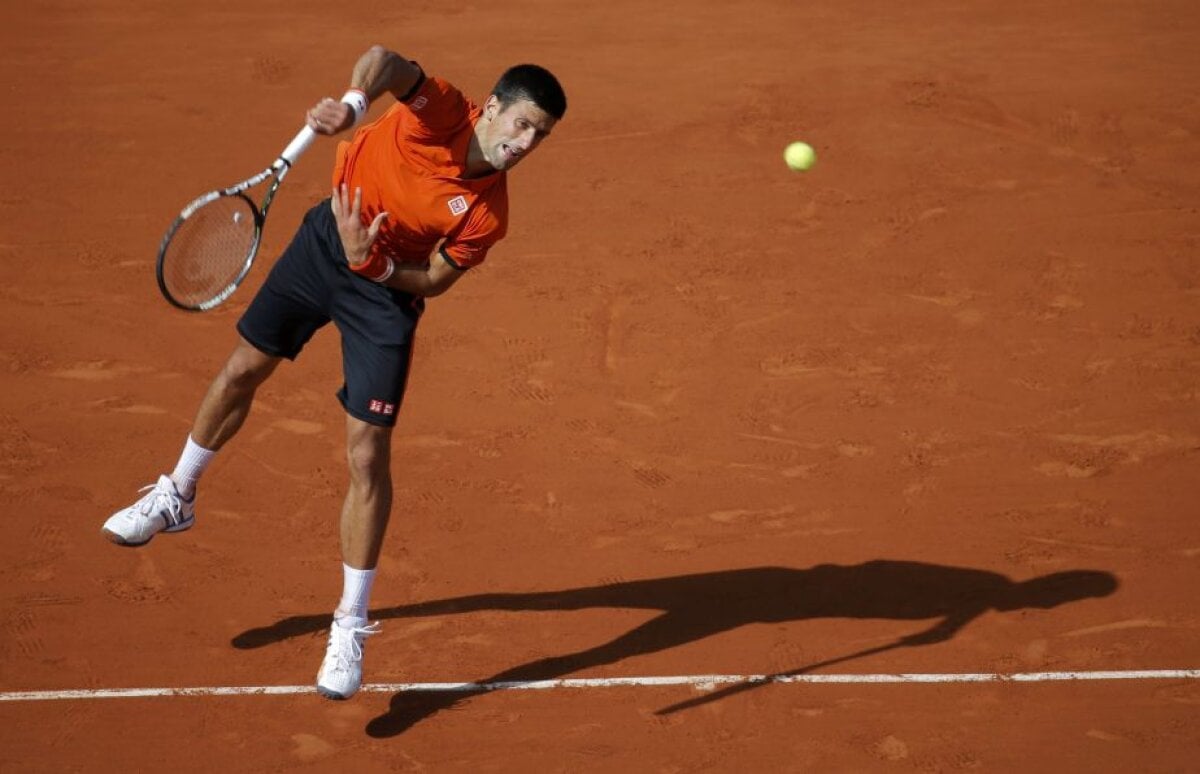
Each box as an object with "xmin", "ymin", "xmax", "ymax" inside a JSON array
[
  {"xmin": 335, "ymin": 564, "xmax": 376, "ymax": 626},
  {"xmin": 170, "ymin": 436, "xmax": 215, "ymax": 499}
]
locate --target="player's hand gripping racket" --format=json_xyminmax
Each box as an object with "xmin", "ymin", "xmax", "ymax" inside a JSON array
[{"xmin": 155, "ymin": 126, "xmax": 317, "ymax": 311}]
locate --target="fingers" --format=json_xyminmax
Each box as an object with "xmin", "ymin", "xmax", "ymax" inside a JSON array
[
  {"xmin": 341, "ymin": 184, "xmax": 363, "ymax": 219},
  {"xmin": 307, "ymin": 101, "xmax": 333, "ymax": 133},
  {"xmin": 367, "ymin": 211, "xmax": 389, "ymax": 239},
  {"xmin": 332, "ymin": 184, "xmax": 385, "ymax": 235},
  {"xmin": 331, "ymin": 183, "xmax": 354, "ymax": 218},
  {"xmin": 307, "ymin": 97, "xmax": 352, "ymax": 134},
  {"xmin": 331, "ymin": 183, "xmax": 358, "ymax": 214},
  {"xmin": 330, "ymin": 184, "xmax": 385, "ymax": 266}
]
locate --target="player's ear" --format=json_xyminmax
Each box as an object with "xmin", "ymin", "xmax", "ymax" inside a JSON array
[{"xmin": 484, "ymin": 95, "xmax": 500, "ymax": 120}]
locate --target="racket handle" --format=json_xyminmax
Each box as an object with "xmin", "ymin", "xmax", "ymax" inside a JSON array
[{"xmin": 278, "ymin": 125, "xmax": 317, "ymax": 168}]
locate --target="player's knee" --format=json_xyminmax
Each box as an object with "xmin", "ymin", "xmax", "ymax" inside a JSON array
[
  {"xmin": 346, "ymin": 430, "xmax": 390, "ymax": 483},
  {"xmin": 219, "ymin": 348, "xmax": 277, "ymax": 393},
  {"xmin": 218, "ymin": 363, "xmax": 266, "ymax": 396}
]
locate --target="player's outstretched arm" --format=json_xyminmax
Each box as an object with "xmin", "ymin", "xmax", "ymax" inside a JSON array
[
  {"xmin": 349, "ymin": 44, "xmax": 423, "ymax": 103},
  {"xmin": 307, "ymin": 45, "xmax": 423, "ymax": 135}
]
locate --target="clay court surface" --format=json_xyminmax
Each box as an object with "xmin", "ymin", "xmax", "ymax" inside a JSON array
[{"xmin": 2, "ymin": 0, "xmax": 1199, "ymax": 770}]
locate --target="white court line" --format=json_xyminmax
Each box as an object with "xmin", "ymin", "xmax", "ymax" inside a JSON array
[{"xmin": 1, "ymin": 670, "xmax": 1197, "ymax": 703}]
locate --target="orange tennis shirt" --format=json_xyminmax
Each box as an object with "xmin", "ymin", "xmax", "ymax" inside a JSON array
[{"xmin": 331, "ymin": 74, "xmax": 508, "ymax": 274}]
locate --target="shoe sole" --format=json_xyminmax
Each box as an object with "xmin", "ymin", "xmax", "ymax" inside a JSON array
[
  {"xmin": 102, "ymin": 517, "xmax": 195, "ymax": 547},
  {"xmin": 316, "ymin": 685, "xmax": 356, "ymax": 701}
]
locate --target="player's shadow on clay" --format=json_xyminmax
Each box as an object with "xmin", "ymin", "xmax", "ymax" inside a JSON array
[{"xmin": 231, "ymin": 560, "xmax": 1117, "ymax": 738}]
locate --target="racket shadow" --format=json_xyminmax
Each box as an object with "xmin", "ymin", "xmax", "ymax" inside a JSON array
[{"xmin": 229, "ymin": 560, "xmax": 1118, "ymax": 737}]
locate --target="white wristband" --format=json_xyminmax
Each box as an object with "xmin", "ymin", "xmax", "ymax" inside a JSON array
[
  {"xmin": 372, "ymin": 257, "xmax": 395, "ymax": 283},
  {"xmin": 341, "ymin": 88, "xmax": 369, "ymax": 126}
]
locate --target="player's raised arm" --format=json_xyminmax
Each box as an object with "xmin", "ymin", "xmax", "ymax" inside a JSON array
[
  {"xmin": 307, "ymin": 45, "xmax": 424, "ymax": 135},
  {"xmin": 349, "ymin": 44, "xmax": 424, "ymax": 103}
]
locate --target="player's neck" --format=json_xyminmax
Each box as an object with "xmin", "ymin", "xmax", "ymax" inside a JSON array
[{"xmin": 464, "ymin": 132, "xmax": 499, "ymax": 179}]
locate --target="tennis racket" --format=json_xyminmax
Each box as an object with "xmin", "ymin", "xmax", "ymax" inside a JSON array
[{"xmin": 155, "ymin": 125, "xmax": 317, "ymax": 311}]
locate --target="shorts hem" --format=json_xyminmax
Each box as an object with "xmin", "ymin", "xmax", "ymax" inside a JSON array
[
  {"xmin": 339, "ymin": 395, "xmax": 399, "ymax": 428},
  {"xmin": 236, "ymin": 322, "xmax": 300, "ymax": 361}
]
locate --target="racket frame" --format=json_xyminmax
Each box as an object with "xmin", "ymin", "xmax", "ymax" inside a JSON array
[{"xmin": 156, "ymin": 126, "xmax": 316, "ymax": 311}]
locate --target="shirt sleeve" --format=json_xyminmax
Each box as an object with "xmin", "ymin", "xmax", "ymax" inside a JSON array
[
  {"xmin": 402, "ymin": 76, "xmax": 471, "ymax": 143},
  {"xmin": 440, "ymin": 240, "xmax": 490, "ymax": 270}
]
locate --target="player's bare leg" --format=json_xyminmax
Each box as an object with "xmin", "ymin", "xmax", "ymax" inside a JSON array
[
  {"xmin": 103, "ymin": 337, "xmax": 282, "ymax": 546},
  {"xmin": 317, "ymin": 414, "xmax": 391, "ymax": 699},
  {"xmin": 339, "ymin": 415, "xmax": 394, "ymax": 572},
  {"xmin": 189, "ymin": 337, "xmax": 283, "ymax": 453}
]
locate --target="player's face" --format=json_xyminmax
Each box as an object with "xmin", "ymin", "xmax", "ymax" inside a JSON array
[{"xmin": 481, "ymin": 96, "xmax": 556, "ymax": 171}]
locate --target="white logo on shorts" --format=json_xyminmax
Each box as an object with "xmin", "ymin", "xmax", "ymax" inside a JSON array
[
  {"xmin": 447, "ymin": 195, "xmax": 468, "ymax": 216},
  {"xmin": 368, "ymin": 399, "xmax": 395, "ymax": 416},
  {"xmin": 411, "ymin": 96, "xmax": 428, "ymax": 111}
]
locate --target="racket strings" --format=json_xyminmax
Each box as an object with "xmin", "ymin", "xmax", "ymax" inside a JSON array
[{"xmin": 160, "ymin": 196, "xmax": 259, "ymax": 307}]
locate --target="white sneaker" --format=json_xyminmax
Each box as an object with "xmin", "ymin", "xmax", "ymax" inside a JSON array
[
  {"xmin": 316, "ymin": 618, "xmax": 380, "ymax": 700},
  {"xmin": 102, "ymin": 475, "xmax": 195, "ymax": 547}
]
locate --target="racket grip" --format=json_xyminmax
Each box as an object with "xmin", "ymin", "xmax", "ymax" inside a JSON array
[{"xmin": 278, "ymin": 125, "xmax": 318, "ymax": 168}]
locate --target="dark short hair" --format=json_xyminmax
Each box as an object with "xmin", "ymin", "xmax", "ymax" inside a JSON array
[{"xmin": 492, "ymin": 64, "xmax": 567, "ymax": 120}]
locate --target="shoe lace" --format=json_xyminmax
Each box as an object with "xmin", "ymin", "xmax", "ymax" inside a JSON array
[
  {"xmin": 130, "ymin": 482, "xmax": 182, "ymax": 525},
  {"xmin": 327, "ymin": 622, "xmax": 381, "ymax": 671}
]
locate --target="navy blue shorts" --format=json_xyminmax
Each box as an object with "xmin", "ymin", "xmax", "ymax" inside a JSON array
[{"xmin": 237, "ymin": 199, "xmax": 424, "ymax": 427}]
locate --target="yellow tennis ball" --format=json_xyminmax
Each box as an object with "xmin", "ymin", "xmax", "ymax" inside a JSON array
[{"xmin": 784, "ymin": 141, "xmax": 816, "ymax": 171}]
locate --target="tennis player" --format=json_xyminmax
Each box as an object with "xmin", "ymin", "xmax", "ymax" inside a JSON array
[{"xmin": 102, "ymin": 44, "xmax": 566, "ymax": 700}]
